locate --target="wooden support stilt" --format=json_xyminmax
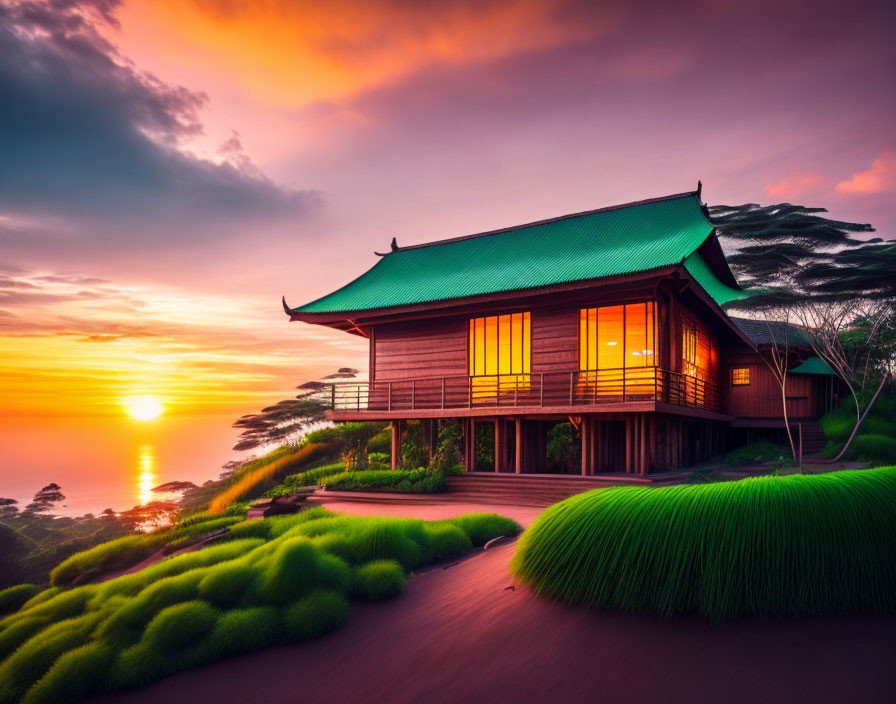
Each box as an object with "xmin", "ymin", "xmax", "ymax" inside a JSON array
[
  {"xmin": 625, "ymin": 415, "xmax": 632, "ymax": 473},
  {"xmin": 639, "ymin": 413, "xmax": 647, "ymax": 476},
  {"xmin": 390, "ymin": 420, "xmax": 400, "ymax": 470},
  {"xmin": 494, "ymin": 418, "xmax": 504, "ymax": 473},
  {"xmin": 592, "ymin": 419, "xmax": 600, "ymax": 474},
  {"xmin": 581, "ymin": 416, "xmax": 589, "ymax": 476},
  {"xmin": 514, "ymin": 418, "xmax": 522, "ymax": 474}
]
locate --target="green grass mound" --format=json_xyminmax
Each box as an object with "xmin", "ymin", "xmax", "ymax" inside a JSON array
[
  {"xmin": 0, "ymin": 586, "xmax": 42, "ymax": 618},
  {"xmin": 283, "ymin": 589, "xmax": 349, "ymax": 641},
  {"xmin": 143, "ymin": 601, "xmax": 217, "ymax": 654},
  {"xmin": 0, "ymin": 507, "xmax": 517, "ymax": 703},
  {"xmin": 425, "ymin": 524, "xmax": 473, "ymax": 561},
  {"xmin": 352, "ymin": 560, "xmax": 406, "ymax": 600},
  {"xmin": 320, "ymin": 468, "xmax": 444, "ymax": 493},
  {"xmin": 832, "ymin": 434, "xmax": 896, "ymax": 464},
  {"xmin": 511, "ymin": 467, "xmax": 896, "ymax": 622},
  {"xmin": 724, "ymin": 440, "xmax": 791, "ymax": 466}
]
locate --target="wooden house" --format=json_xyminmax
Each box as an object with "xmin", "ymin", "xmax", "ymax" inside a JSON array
[{"xmin": 285, "ymin": 189, "xmax": 837, "ymax": 475}]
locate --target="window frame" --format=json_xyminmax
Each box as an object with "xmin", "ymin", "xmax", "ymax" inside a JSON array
[
  {"xmin": 579, "ymin": 301, "xmax": 656, "ymax": 372},
  {"xmin": 468, "ymin": 311, "xmax": 531, "ymax": 378},
  {"xmin": 730, "ymin": 367, "xmax": 752, "ymax": 386}
]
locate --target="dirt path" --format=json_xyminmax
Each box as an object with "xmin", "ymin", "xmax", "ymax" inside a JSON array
[{"xmin": 94, "ymin": 501, "xmax": 896, "ymax": 704}]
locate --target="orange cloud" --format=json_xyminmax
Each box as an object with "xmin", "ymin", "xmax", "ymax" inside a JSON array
[
  {"xmin": 114, "ymin": 0, "xmax": 618, "ymax": 107},
  {"xmin": 765, "ymin": 173, "xmax": 822, "ymax": 198},
  {"xmin": 836, "ymin": 150, "xmax": 896, "ymax": 195}
]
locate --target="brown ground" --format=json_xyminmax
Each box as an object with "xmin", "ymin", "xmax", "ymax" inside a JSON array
[{"xmin": 94, "ymin": 499, "xmax": 896, "ymax": 704}]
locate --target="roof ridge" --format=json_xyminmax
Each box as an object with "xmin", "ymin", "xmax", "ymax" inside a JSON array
[{"xmin": 386, "ymin": 190, "xmax": 701, "ymax": 254}]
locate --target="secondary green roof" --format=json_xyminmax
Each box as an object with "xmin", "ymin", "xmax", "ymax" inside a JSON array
[
  {"xmin": 791, "ymin": 357, "xmax": 837, "ymax": 375},
  {"xmin": 292, "ymin": 192, "xmax": 743, "ymax": 315}
]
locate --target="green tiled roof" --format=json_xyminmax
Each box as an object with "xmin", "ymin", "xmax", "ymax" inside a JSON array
[
  {"xmin": 293, "ymin": 193, "xmax": 742, "ymax": 315},
  {"xmin": 683, "ymin": 252, "xmax": 748, "ymax": 306},
  {"xmin": 791, "ymin": 356, "xmax": 836, "ymax": 375}
]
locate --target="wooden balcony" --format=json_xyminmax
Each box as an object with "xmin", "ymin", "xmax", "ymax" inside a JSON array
[{"xmin": 328, "ymin": 368, "xmax": 725, "ymax": 419}]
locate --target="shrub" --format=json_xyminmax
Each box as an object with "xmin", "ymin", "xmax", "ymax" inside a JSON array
[
  {"xmin": 3, "ymin": 587, "xmax": 94, "ymax": 628},
  {"xmin": 315, "ymin": 554, "xmax": 352, "ymax": 592},
  {"xmin": 448, "ymin": 513, "xmax": 522, "ymax": 547},
  {"xmin": 266, "ymin": 463, "xmax": 346, "ymax": 497},
  {"xmin": 0, "ymin": 617, "xmax": 52, "ymax": 661},
  {"xmin": 0, "ymin": 585, "xmax": 42, "ymax": 617},
  {"xmin": 197, "ymin": 563, "xmax": 261, "ymax": 608},
  {"xmin": 837, "ymin": 434, "xmax": 896, "ymax": 463},
  {"xmin": 0, "ymin": 613, "xmax": 102, "ymax": 704},
  {"xmin": 366, "ymin": 428, "xmax": 392, "ymax": 454},
  {"xmin": 50, "ymin": 533, "xmax": 164, "ymax": 586},
  {"xmin": 352, "ymin": 560, "xmax": 405, "ymax": 600},
  {"xmin": 256, "ymin": 538, "xmax": 320, "ymax": 604},
  {"xmin": 321, "ymin": 468, "xmax": 444, "ymax": 493},
  {"xmin": 97, "ymin": 570, "xmax": 204, "ymax": 647},
  {"xmin": 283, "ymin": 590, "xmax": 349, "ymax": 641},
  {"xmin": 23, "ymin": 641, "xmax": 113, "ymax": 704},
  {"xmin": 511, "ymin": 468, "xmax": 896, "ymax": 622},
  {"xmin": 367, "ymin": 452, "xmax": 390, "ymax": 470},
  {"xmin": 352, "ymin": 520, "xmax": 425, "ymax": 568},
  {"xmin": 424, "ymin": 524, "xmax": 473, "ymax": 561},
  {"xmin": 311, "ymin": 533, "xmax": 356, "ymax": 563},
  {"xmin": 142, "ymin": 601, "xmax": 217, "ymax": 654},
  {"xmin": 724, "ymin": 440, "xmax": 792, "ymax": 466},
  {"xmin": 0, "ymin": 507, "xmax": 511, "ymax": 701},
  {"xmin": 208, "ymin": 606, "xmax": 280, "ymax": 656},
  {"xmin": 18, "ymin": 588, "xmax": 61, "ymax": 611}
]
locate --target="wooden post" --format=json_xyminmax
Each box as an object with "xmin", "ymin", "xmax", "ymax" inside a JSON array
[
  {"xmin": 495, "ymin": 418, "xmax": 506, "ymax": 473},
  {"xmin": 428, "ymin": 420, "xmax": 438, "ymax": 463},
  {"xmin": 591, "ymin": 418, "xmax": 600, "ymax": 474},
  {"xmin": 468, "ymin": 418, "xmax": 476, "ymax": 472},
  {"xmin": 639, "ymin": 413, "xmax": 647, "ymax": 476},
  {"xmin": 625, "ymin": 415, "xmax": 632, "ymax": 473},
  {"xmin": 581, "ymin": 415, "xmax": 589, "ymax": 476},
  {"xmin": 515, "ymin": 418, "xmax": 523, "ymax": 474},
  {"xmin": 390, "ymin": 420, "xmax": 400, "ymax": 470}
]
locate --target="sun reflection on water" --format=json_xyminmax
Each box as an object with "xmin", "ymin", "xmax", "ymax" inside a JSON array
[{"xmin": 137, "ymin": 444, "xmax": 156, "ymax": 507}]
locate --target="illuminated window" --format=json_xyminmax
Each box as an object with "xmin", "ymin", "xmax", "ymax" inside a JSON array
[
  {"xmin": 469, "ymin": 312, "xmax": 530, "ymax": 378},
  {"xmin": 731, "ymin": 367, "xmax": 751, "ymax": 386},
  {"xmin": 580, "ymin": 302, "xmax": 655, "ymax": 371}
]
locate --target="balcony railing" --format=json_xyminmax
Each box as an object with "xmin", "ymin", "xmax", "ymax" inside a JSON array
[{"xmin": 329, "ymin": 368, "xmax": 721, "ymax": 414}]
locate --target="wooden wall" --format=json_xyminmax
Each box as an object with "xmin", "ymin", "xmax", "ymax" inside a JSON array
[
  {"xmin": 531, "ymin": 308, "xmax": 578, "ymax": 373},
  {"xmin": 374, "ymin": 318, "xmax": 467, "ymax": 381},
  {"xmin": 722, "ymin": 349, "xmax": 819, "ymax": 419}
]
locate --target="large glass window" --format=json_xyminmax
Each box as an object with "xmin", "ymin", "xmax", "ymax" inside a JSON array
[
  {"xmin": 579, "ymin": 302, "xmax": 655, "ymax": 370},
  {"xmin": 469, "ymin": 312, "xmax": 530, "ymax": 377}
]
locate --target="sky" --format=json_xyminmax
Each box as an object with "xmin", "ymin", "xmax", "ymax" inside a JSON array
[{"xmin": 0, "ymin": 0, "xmax": 894, "ymax": 510}]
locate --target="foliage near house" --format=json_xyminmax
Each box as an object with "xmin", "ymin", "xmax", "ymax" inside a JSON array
[
  {"xmin": 723, "ymin": 440, "xmax": 792, "ymax": 466},
  {"xmin": 320, "ymin": 469, "xmax": 445, "ymax": 493},
  {"xmin": 511, "ymin": 468, "xmax": 896, "ymax": 622},
  {"xmin": 0, "ymin": 508, "xmax": 520, "ymax": 703},
  {"xmin": 820, "ymin": 392, "xmax": 896, "ymax": 463}
]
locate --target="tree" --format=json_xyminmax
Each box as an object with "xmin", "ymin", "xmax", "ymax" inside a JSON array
[
  {"xmin": 709, "ymin": 202, "xmax": 894, "ymax": 460},
  {"xmin": 232, "ymin": 368, "xmax": 359, "ymax": 451},
  {"xmin": 24, "ymin": 483, "xmax": 65, "ymax": 514},
  {"xmin": 0, "ymin": 498, "xmax": 18, "ymax": 519}
]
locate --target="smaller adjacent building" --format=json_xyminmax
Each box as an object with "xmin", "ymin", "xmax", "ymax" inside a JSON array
[{"xmin": 285, "ymin": 189, "xmax": 837, "ymax": 475}]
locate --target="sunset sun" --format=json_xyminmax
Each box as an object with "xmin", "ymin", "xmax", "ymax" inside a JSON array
[{"xmin": 124, "ymin": 396, "xmax": 164, "ymax": 421}]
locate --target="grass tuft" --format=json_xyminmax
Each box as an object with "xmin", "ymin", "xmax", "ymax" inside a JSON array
[
  {"xmin": 22, "ymin": 641, "xmax": 113, "ymax": 704},
  {"xmin": 511, "ymin": 467, "xmax": 896, "ymax": 623},
  {"xmin": 142, "ymin": 601, "xmax": 218, "ymax": 654},
  {"xmin": 447, "ymin": 513, "xmax": 522, "ymax": 547},
  {"xmin": 424, "ymin": 524, "xmax": 473, "ymax": 561},
  {"xmin": 0, "ymin": 585, "xmax": 42, "ymax": 617},
  {"xmin": 283, "ymin": 590, "xmax": 349, "ymax": 641},
  {"xmin": 352, "ymin": 560, "xmax": 406, "ymax": 601}
]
